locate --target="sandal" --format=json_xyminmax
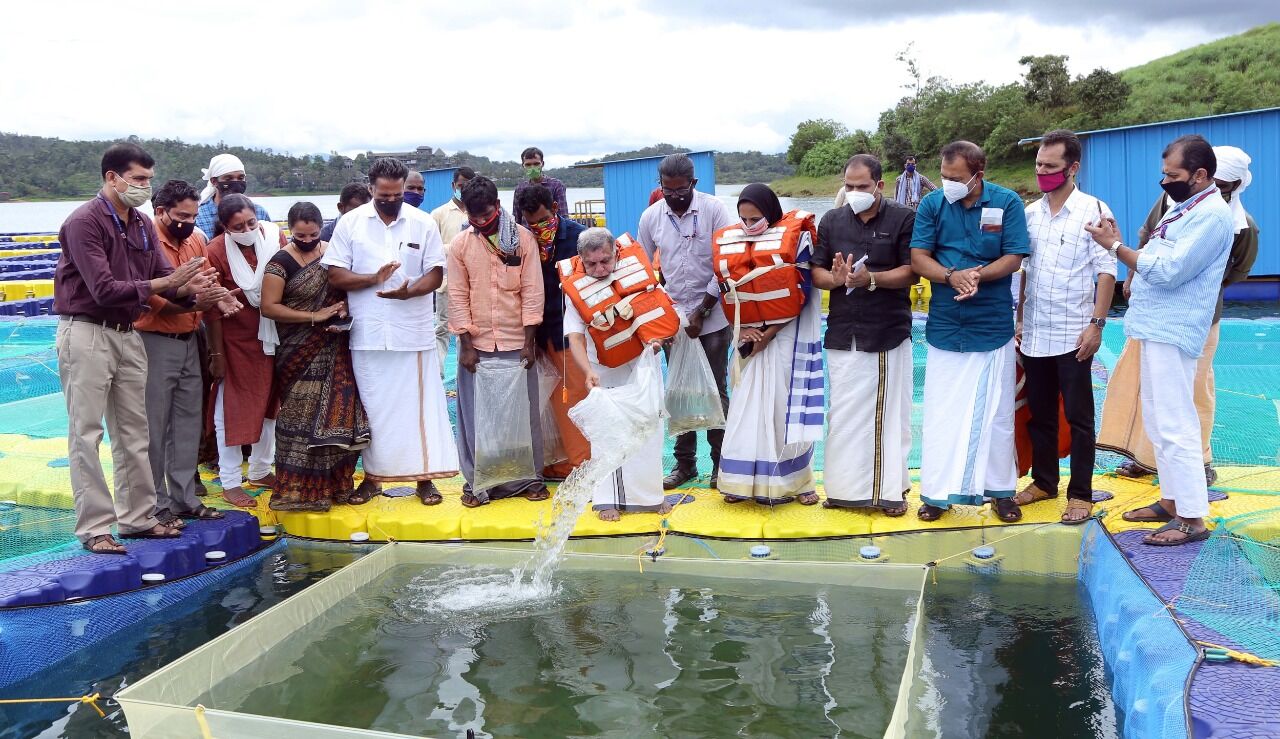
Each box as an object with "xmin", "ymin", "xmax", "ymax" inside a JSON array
[
  {"xmin": 1122, "ymin": 501, "xmax": 1175, "ymax": 523},
  {"xmin": 723, "ymin": 494, "xmax": 749, "ymax": 504},
  {"xmin": 416, "ymin": 481, "xmax": 442, "ymax": 506},
  {"xmin": 84, "ymin": 534, "xmax": 127, "ymax": 555},
  {"xmin": 121, "ymin": 523, "xmax": 183, "ymax": 539},
  {"xmin": 1060, "ymin": 498, "xmax": 1094, "ymax": 525},
  {"xmin": 221, "ymin": 486, "xmax": 257, "ymax": 508},
  {"xmin": 1013, "ymin": 483, "xmax": 1056, "ymax": 507},
  {"xmin": 1143, "ymin": 519, "xmax": 1210, "ymax": 547},
  {"xmin": 797, "ymin": 492, "xmax": 820, "ymax": 506},
  {"xmin": 917, "ymin": 504, "xmax": 946, "ymax": 522},
  {"xmin": 515, "ymin": 486, "xmax": 551, "ymax": 502},
  {"xmin": 177, "ymin": 505, "xmax": 224, "ymax": 520},
  {"xmin": 347, "ymin": 479, "xmax": 379, "ymax": 506},
  {"xmin": 248, "ymin": 473, "xmax": 277, "ymax": 488},
  {"xmin": 994, "ymin": 498, "xmax": 1023, "ymax": 523},
  {"xmin": 154, "ymin": 509, "xmax": 187, "ymax": 528},
  {"xmin": 881, "ymin": 500, "xmax": 909, "ymax": 517},
  {"xmin": 1115, "ymin": 460, "xmax": 1154, "ymax": 479},
  {"xmin": 461, "ymin": 493, "xmax": 487, "ymax": 508}
]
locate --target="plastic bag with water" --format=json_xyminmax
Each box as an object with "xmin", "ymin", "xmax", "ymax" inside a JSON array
[
  {"xmin": 664, "ymin": 330, "xmax": 725, "ymax": 436},
  {"xmin": 536, "ymin": 355, "xmax": 568, "ymax": 466},
  {"xmin": 570, "ymin": 348, "xmax": 665, "ymax": 453},
  {"xmin": 474, "ymin": 358, "xmax": 537, "ymax": 491}
]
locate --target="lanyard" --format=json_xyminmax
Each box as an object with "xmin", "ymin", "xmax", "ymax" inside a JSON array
[
  {"xmin": 1152, "ymin": 187, "xmax": 1216, "ymax": 240},
  {"xmin": 97, "ymin": 194, "xmax": 150, "ymax": 252},
  {"xmin": 666, "ymin": 212, "xmax": 697, "ymax": 242}
]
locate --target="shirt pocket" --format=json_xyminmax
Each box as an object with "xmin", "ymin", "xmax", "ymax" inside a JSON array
[
  {"xmin": 497, "ymin": 263, "xmax": 523, "ymax": 291},
  {"xmin": 976, "ymin": 231, "xmax": 1004, "ymax": 261},
  {"xmin": 866, "ymin": 235, "xmax": 899, "ymax": 269}
]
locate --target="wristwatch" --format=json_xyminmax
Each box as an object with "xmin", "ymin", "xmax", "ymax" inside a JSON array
[
  {"xmin": 867, "ymin": 271, "xmax": 878, "ymax": 292},
  {"xmin": 1107, "ymin": 240, "xmax": 1123, "ymax": 256},
  {"xmin": 1089, "ymin": 317, "xmax": 1107, "ymax": 328}
]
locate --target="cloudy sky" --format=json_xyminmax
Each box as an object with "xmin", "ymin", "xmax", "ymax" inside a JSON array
[{"xmin": 0, "ymin": 1, "xmax": 1275, "ymax": 166}]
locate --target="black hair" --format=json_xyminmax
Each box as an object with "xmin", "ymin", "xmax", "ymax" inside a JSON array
[
  {"xmin": 215, "ymin": 193, "xmax": 257, "ymax": 236},
  {"xmin": 1163, "ymin": 134, "xmax": 1217, "ymax": 178},
  {"xmin": 905, "ymin": 154, "xmax": 917, "ymax": 161},
  {"xmin": 516, "ymin": 183, "xmax": 555, "ymax": 216},
  {"xmin": 460, "ymin": 175, "xmax": 499, "ymax": 213},
  {"xmin": 101, "ymin": 142, "xmax": 155, "ymax": 179},
  {"xmin": 520, "ymin": 147, "xmax": 544, "ymax": 164},
  {"xmin": 1040, "ymin": 129, "xmax": 1082, "ymax": 166},
  {"xmin": 152, "ymin": 180, "xmax": 200, "ymax": 210},
  {"xmin": 288, "ymin": 201, "xmax": 324, "ymax": 228},
  {"xmin": 453, "ymin": 166, "xmax": 476, "ymax": 184},
  {"xmin": 339, "ymin": 182, "xmax": 372, "ymax": 206},
  {"xmin": 367, "ymin": 157, "xmax": 409, "ymax": 185},
  {"xmin": 940, "ymin": 140, "xmax": 987, "ymax": 175},
  {"xmin": 658, "ymin": 153, "xmax": 695, "ymax": 181},
  {"xmin": 844, "ymin": 154, "xmax": 883, "ymax": 182}
]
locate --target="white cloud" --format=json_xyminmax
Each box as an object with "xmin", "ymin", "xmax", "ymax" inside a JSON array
[{"xmin": 0, "ymin": 1, "xmax": 1248, "ymax": 162}]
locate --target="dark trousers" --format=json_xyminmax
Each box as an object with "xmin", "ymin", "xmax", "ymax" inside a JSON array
[
  {"xmin": 668, "ymin": 325, "xmax": 730, "ymax": 472},
  {"xmin": 1022, "ymin": 350, "xmax": 1095, "ymax": 500}
]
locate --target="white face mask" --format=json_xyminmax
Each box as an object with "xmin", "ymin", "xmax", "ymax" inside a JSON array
[
  {"xmin": 741, "ymin": 216, "xmax": 770, "ymax": 236},
  {"xmin": 229, "ymin": 229, "xmax": 258, "ymax": 247},
  {"xmin": 942, "ymin": 174, "xmax": 976, "ymax": 204},
  {"xmin": 846, "ymin": 190, "xmax": 876, "ymax": 215}
]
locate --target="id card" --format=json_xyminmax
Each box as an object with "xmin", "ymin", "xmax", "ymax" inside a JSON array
[{"xmin": 980, "ymin": 208, "xmax": 1004, "ymax": 233}]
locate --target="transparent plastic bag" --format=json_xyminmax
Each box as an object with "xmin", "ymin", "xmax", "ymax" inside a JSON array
[
  {"xmin": 536, "ymin": 355, "xmax": 568, "ymax": 466},
  {"xmin": 663, "ymin": 330, "xmax": 726, "ymax": 435},
  {"xmin": 474, "ymin": 358, "xmax": 537, "ymax": 491},
  {"xmin": 570, "ymin": 349, "xmax": 664, "ymax": 460}
]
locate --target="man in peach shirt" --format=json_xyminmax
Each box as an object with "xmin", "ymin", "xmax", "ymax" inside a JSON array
[{"xmin": 448, "ymin": 176, "xmax": 549, "ymax": 507}]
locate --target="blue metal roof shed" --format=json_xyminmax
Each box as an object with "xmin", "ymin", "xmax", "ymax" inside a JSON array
[
  {"xmin": 574, "ymin": 151, "xmax": 716, "ymax": 238},
  {"xmin": 420, "ymin": 167, "xmax": 459, "ymax": 213},
  {"xmin": 1023, "ymin": 107, "xmax": 1278, "ymax": 290}
]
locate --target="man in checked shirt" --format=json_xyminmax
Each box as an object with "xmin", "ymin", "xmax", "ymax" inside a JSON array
[{"xmin": 1014, "ymin": 130, "xmax": 1117, "ymax": 525}]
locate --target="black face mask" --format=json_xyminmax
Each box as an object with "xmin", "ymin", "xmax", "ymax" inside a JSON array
[
  {"xmin": 165, "ymin": 218, "xmax": 196, "ymax": 242},
  {"xmin": 664, "ymin": 191, "xmax": 694, "ymax": 213},
  {"xmin": 374, "ymin": 198, "xmax": 403, "ymax": 219},
  {"xmin": 293, "ymin": 237, "xmax": 321, "ymax": 253},
  {"xmin": 1160, "ymin": 176, "xmax": 1196, "ymax": 203},
  {"xmin": 217, "ymin": 180, "xmax": 248, "ymax": 196}
]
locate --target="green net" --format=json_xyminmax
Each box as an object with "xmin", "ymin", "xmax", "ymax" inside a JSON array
[{"xmin": 1181, "ymin": 506, "xmax": 1280, "ymax": 661}]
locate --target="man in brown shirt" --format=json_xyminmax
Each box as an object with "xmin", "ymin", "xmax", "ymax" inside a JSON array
[
  {"xmin": 55, "ymin": 144, "xmax": 219, "ymax": 554},
  {"xmin": 134, "ymin": 180, "xmax": 240, "ymax": 527}
]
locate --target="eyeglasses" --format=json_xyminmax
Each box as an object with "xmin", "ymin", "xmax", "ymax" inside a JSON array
[{"xmin": 660, "ymin": 185, "xmax": 694, "ymax": 197}]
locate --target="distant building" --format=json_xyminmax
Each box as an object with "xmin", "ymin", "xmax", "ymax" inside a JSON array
[{"xmin": 368, "ymin": 146, "xmax": 436, "ymax": 168}]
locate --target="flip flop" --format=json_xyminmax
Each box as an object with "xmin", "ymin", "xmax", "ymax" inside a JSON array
[
  {"xmin": 994, "ymin": 498, "xmax": 1023, "ymax": 523},
  {"xmin": 1122, "ymin": 501, "xmax": 1175, "ymax": 523},
  {"xmin": 1143, "ymin": 519, "xmax": 1210, "ymax": 547}
]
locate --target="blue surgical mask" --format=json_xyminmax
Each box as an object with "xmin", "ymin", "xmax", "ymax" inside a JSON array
[{"xmin": 403, "ymin": 191, "xmax": 424, "ymax": 208}]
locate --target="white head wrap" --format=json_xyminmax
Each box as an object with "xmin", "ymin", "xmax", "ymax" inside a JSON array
[
  {"xmin": 200, "ymin": 154, "xmax": 248, "ymax": 203},
  {"xmin": 1213, "ymin": 145, "xmax": 1252, "ymax": 233}
]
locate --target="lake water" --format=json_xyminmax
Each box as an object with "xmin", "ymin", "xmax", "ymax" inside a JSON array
[{"xmin": 0, "ymin": 186, "xmax": 836, "ymax": 235}]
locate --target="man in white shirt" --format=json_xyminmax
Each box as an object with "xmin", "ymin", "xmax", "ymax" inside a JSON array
[
  {"xmin": 429, "ymin": 167, "xmax": 476, "ymax": 361},
  {"xmin": 1015, "ymin": 130, "xmax": 1117, "ymax": 524},
  {"xmin": 323, "ymin": 157, "xmax": 459, "ymax": 505},
  {"xmin": 637, "ymin": 154, "xmax": 736, "ymax": 490}
]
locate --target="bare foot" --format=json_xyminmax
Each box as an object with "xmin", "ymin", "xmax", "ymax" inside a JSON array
[
  {"xmin": 597, "ymin": 508, "xmax": 621, "ymax": 522},
  {"xmin": 658, "ymin": 501, "xmax": 673, "ymax": 514}
]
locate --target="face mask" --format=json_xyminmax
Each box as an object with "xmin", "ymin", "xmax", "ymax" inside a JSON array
[
  {"xmin": 1160, "ymin": 177, "xmax": 1193, "ymax": 203},
  {"xmin": 846, "ymin": 190, "xmax": 876, "ymax": 215},
  {"xmin": 525, "ymin": 166, "xmax": 542, "ymax": 181},
  {"xmin": 741, "ymin": 217, "xmax": 770, "ymax": 236},
  {"xmin": 374, "ymin": 198, "xmax": 403, "ymax": 219},
  {"xmin": 293, "ymin": 237, "xmax": 321, "ymax": 253},
  {"xmin": 906, "ymin": 163, "xmax": 916, "ymax": 173},
  {"xmin": 1036, "ymin": 168, "xmax": 1070, "ymax": 193},
  {"xmin": 217, "ymin": 180, "xmax": 247, "ymax": 196},
  {"xmin": 664, "ymin": 190, "xmax": 694, "ymax": 213},
  {"xmin": 402, "ymin": 191, "xmax": 424, "ymax": 208},
  {"xmin": 229, "ymin": 229, "xmax": 258, "ymax": 247},
  {"xmin": 113, "ymin": 175, "xmax": 152, "ymax": 208},
  {"xmin": 529, "ymin": 215, "xmax": 559, "ymax": 248},
  {"xmin": 164, "ymin": 216, "xmax": 196, "ymax": 242},
  {"xmin": 470, "ymin": 208, "xmax": 501, "ymax": 237},
  {"xmin": 942, "ymin": 174, "xmax": 976, "ymax": 204},
  {"xmin": 453, "ymin": 187, "xmax": 463, "ymax": 202}
]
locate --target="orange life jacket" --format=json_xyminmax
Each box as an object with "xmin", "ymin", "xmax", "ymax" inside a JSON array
[
  {"xmin": 558, "ymin": 234, "xmax": 680, "ymax": 368},
  {"xmin": 712, "ymin": 210, "xmax": 816, "ymax": 327}
]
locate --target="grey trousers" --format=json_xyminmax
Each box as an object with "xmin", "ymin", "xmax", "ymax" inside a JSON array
[
  {"xmin": 455, "ymin": 349, "xmax": 544, "ymax": 501},
  {"xmin": 56, "ymin": 319, "xmax": 160, "ymax": 542},
  {"xmin": 140, "ymin": 331, "xmax": 204, "ymax": 515},
  {"xmin": 434, "ymin": 291, "xmax": 450, "ymax": 373}
]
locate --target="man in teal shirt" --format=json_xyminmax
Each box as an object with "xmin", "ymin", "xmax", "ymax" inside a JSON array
[{"xmin": 910, "ymin": 141, "xmax": 1030, "ymax": 523}]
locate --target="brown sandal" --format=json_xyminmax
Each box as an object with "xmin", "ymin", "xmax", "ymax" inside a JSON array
[
  {"xmin": 881, "ymin": 501, "xmax": 909, "ymax": 517},
  {"xmin": 84, "ymin": 534, "xmax": 127, "ymax": 555},
  {"xmin": 516, "ymin": 486, "xmax": 551, "ymax": 502},
  {"xmin": 1061, "ymin": 498, "xmax": 1094, "ymax": 525},
  {"xmin": 121, "ymin": 523, "xmax": 183, "ymax": 539},
  {"xmin": 797, "ymin": 492, "xmax": 820, "ymax": 506},
  {"xmin": 1013, "ymin": 483, "xmax": 1056, "ymax": 507}
]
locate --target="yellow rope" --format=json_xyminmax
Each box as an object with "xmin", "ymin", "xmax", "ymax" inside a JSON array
[
  {"xmin": 1197, "ymin": 641, "xmax": 1280, "ymax": 667},
  {"xmin": 194, "ymin": 704, "xmax": 214, "ymax": 738},
  {"xmin": 635, "ymin": 491, "xmax": 696, "ymax": 573},
  {"xmin": 0, "ymin": 693, "xmax": 105, "ymax": 718}
]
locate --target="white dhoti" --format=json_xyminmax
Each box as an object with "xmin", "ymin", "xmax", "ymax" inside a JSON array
[
  {"xmin": 823, "ymin": 339, "xmax": 913, "ymax": 508},
  {"xmin": 590, "ymin": 357, "xmax": 665, "ymax": 511},
  {"xmin": 1139, "ymin": 339, "xmax": 1208, "ymax": 518},
  {"xmin": 351, "ymin": 348, "xmax": 459, "ymax": 481},
  {"xmin": 920, "ymin": 340, "xmax": 1018, "ymax": 508}
]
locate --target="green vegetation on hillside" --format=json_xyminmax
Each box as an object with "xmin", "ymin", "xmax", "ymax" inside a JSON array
[{"xmin": 775, "ymin": 23, "xmax": 1280, "ymax": 197}]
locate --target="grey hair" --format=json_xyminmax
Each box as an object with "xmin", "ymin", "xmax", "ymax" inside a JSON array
[
  {"xmin": 577, "ymin": 227, "xmax": 615, "ymax": 258},
  {"xmin": 658, "ymin": 153, "xmax": 695, "ymax": 180}
]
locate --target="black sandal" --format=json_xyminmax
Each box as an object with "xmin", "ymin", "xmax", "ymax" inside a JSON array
[
  {"xmin": 1122, "ymin": 501, "xmax": 1175, "ymax": 523},
  {"xmin": 121, "ymin": 523, "xmax": 183, "ymax": 539},
  {"xmin": 917, "ymin": 504, "xmax": 946, "ymax": 522},
  {"xmin": 416, "ymin": 481, "xmax": 442, "ymax": 506},
  {"xmin": 994, "ymin": 498, "xmax": 1023, "ymax": 523},
  {"xmin": 177, "ymin": 505, "xmax": 224, "ymax": 520},
  {"xmin": 84, "ymin": 534, "xmax": 127, "ymax": 554}
]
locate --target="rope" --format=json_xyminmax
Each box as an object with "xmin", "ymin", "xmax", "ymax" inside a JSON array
[
  {"xmin": 194, "ymin": 704, "xmax": 214, "ymax": 739},
  {"xmin": 634, "ymin": 492, "xmax": 697, "ymax": 573},
  {"xmin": 1196, "ymin": 641, "xmax": 1279, "ymax": 667},
  {"xmin": 0, "ymin": 693, "xmax": 106, "ymax": 718}
]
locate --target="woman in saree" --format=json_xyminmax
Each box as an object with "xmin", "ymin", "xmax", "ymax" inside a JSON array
[{"xmin": 260, "ymin": 201, "xmax": 373, "ymax": 511}]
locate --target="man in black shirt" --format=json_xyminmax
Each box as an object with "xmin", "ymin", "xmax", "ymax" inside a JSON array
[{"xmin": 812, "ymin": 154, "xmax": 917, "ymax": 516}]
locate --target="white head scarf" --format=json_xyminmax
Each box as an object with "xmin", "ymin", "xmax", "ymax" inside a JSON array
[
  {"xmin": 200, "ymin": 154, "xmax": 248, "ymax": 203},
  {"xmin": 1213, "ymin": 145, "xmax": 1252, "ymax": 233},
  {"xmin": 224, "ymin": 221, "xmax": 281, "ymax": 355}
]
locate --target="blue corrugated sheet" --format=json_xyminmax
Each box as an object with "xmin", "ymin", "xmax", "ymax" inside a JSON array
[
  {"xmin": 1076, "ymin": 107, "xmax": 1278, "ymax": 279},
  {"xmin": 420, "ymin": 168, "xmax": 459, "ymax": 215},
  {"xmin": 590, "ymin": 151, "xmax": 716, "ymax": 239}
]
